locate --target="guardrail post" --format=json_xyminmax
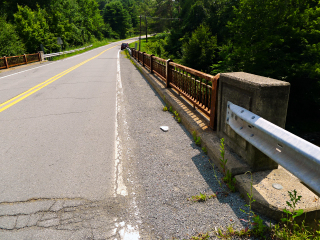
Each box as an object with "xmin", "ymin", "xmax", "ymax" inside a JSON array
[
  {"xmin": 24, "ymin": 54, "xmax": 28, "ymax": 64},
  {"xmin": 209, "ymin": 74, "xmax": 220, "ymax": 130},
  {"xmin": 142, "ymin": 52, "xmax": 145, "ymax": 67},
  {"xmin": 4, "ymin": 56, "xmax": 8, "ymax": 69},
  {"xmin": 150, "ymin": 55, "xmax": 154, "ymax": 74},
  {"xmin": 166, "ymin": 59, "xmax": 173, "ymax": 88}
]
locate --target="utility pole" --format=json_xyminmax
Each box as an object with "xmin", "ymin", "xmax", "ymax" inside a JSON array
[
  {"xmin": 139, "ymin": 15, "xmax": 141, "ymax": 51},
  {"xmin": 145, "ymin": 16, "xmax": 148, "ymax": 43}
]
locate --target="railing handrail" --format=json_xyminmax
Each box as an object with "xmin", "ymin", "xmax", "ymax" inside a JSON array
[
  {"xmin": 226, "ymin": 101, "xmax": 320, "ymax": 195},
  {"xmin": 152, "ymin": 56, "xmax": 166, "ymax": 62},
  {"xmin": 169, "ymin": 62, "xmax": 214, "ymax": 81}
]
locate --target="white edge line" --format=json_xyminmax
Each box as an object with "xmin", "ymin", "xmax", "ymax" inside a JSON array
[
  {"xmin": 0, "ymin": 62, "xmax": 56, "ymax": 80},
  {"xmin": 115, "ymin": 49, "xmax": 127, "ymax": 197}
]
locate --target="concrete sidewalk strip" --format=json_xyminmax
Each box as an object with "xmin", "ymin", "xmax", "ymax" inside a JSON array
[{"xmin": 118, "ymin": 52, "xmax": 275, "ymax": 239}]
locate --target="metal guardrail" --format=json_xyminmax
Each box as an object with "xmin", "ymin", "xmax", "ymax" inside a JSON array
[
  {"xmin": 226, "ymin": 101, "xmax": 320, "ymax": 195},
  {"xmin": 44, "ymin": 45, "xmax": 93, "ymax": 59},
  {"xmin": 130, "ymin": 47, "xmax": 219, "ymax": 129},
  {"xmin": 0, "ymin": 53, "xmax": 41, "ymax": 69}
]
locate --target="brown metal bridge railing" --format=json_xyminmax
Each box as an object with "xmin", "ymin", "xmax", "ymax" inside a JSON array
[
  {"xmin": 130, "ymin": 47, "xmax": 219, "ymax": 129},
  {"xmin": 0, "ymin": 53, "xmax": 41, "ymax": 70}
]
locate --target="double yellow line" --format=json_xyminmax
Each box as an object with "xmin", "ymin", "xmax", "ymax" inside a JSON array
[{"xmin": 0, "ymin": 45, "xmax": 118, "ymax": 113}]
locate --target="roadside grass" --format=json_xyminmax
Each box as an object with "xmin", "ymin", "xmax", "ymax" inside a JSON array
[
  {"xmin": 50, "ymin": 38, "xmax": 118, "ymax": 61},
  {"xmin": 128, "ymin": 37, "xmax": 157, "ymax": 53}
]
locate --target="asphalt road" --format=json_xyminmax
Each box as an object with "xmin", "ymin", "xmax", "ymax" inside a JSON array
[
  {"xmin": 0, "ymin": 40, "xmax": 140, "ymax": 239},
  {"xmin": 0, "ymin": 39, "xmax": 270, "ymax": 239}
]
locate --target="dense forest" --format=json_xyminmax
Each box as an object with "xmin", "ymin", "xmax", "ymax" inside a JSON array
[
  {"xmin": 1, "ymin": 0, "xmax": 319, "ymax": 133},
  {"xmin": 132, "ymin": 0, "xmax": 320, "ymax": 134},
  {"xmin": 0, "ymin": 0, "xmax": 143, "ymax": 55}
]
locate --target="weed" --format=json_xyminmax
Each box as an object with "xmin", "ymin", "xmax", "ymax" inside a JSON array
[
  {"xmin": 281, "ymin": 189, "xmax": 304, "ymax": 229},
  {"xmin": 219, "ymin": 138, "xmax": 227, "ymax": 174},
  {"xmin": 219, "ymin": 138, "xmax": 236, "ymax": 192},
  {"xmin": 209, "ymin": 160, "xmax": 223, "ymax": 189},
  {"xmin": 192, "ymin": 131, "xmax": 197, "ymax": 141},
  {"xmin": 271, "ymin": 189, "xmax": 320, "ymax": 239},
  {"xmin": 188, "ymin": 193, "xmax": 216, "ymax": 202},
  {"xmin": 202, "ymin": 147, "xmax": 207, "ymax": 154},
  {"xmin": 163, "ymin": 106, "xmax": 168, "ymax": 111},
  {"xmin": 169, "ymin": 106, "xmax": 173, "ymax": 112},
  {"xmin": 195, "ymin": 136, "xmax": 201, "ymax": 146},
  {"xmin": 191, "ymin": 232, "xmax": 210, "ymax": 240},
  {"xmin": 222, "ymin": 170, "xmax": 236, "ymax": 192},
  {"xmin": 192, "ymin": 131, "xmax": 201, "ymax": 146},
  {"xmin": 240, "ymin": 172, "xmax": 256, "ymax": 228},
  {"xmin": 173, "ymin": 111, "xmax": 180, "ymax": 122}
]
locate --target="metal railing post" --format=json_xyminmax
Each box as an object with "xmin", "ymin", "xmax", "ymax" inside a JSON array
[
  {"xmin": 209, "ymin": 74, "xmax": 220, "ymax": 130},
  {"xmin": 24, "ymin": 54, "xmax": 28, "ymax": 64},
  {"xmin": 150, "ymin": 55, "xmax": 154, "ymax": 73},
  {"xmin": 4, "ymin": 56, "xmax": 8, "ymax": 69},
  {"xmin": 166, "ymin": 59, "xmax": 173, "ymax": 88},
  {"xmin": 142, "ymin": 52, "xmax": 145, "ymax": 67}
]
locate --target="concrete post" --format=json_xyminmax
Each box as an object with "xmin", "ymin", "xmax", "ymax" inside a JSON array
[
  {"xmin": 38, "ymin": 51, "xmax": 44, "ymax": 61},
  {"xmin": 24, "ymin": 54, "xmax": 28, "ymax": 64},
  {"xmin": 209, "ymin": 74, "xmax": 220, "ymax": 130},
  {"xmin": 217, "ymin": 72, "xmax": 290, "ymax": 172},
  {"xmin": 166, "ymin": 59, "xmax": 173, "ymax": 88}
]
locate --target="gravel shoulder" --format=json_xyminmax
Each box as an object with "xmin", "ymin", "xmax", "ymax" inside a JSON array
[{"xmin": 118, "ymin": 52, "xmax": 272, "ymax": 239}]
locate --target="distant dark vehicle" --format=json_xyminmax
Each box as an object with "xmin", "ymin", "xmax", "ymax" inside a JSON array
[{"xmin": 121, "ymin": 43, "xmax": 129, "ymax": 50}]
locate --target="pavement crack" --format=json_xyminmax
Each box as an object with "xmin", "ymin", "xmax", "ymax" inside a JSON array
[{"xmin": 0, "ymin": 111, "xmax": 93, "ymax": 122}]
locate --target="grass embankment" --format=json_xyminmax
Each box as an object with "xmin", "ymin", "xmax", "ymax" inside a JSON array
[
  {"xmin": 50, "ymin": 38, "xmax": 118, "ymax": 61},
  {"xmin": 128, "ymin": 37, "xmax": 157, "ymax": 54}
]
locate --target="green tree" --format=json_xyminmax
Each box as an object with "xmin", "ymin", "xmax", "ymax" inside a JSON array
[
  {"xmin": 181, "ymin": 24, "xmax": 217, "ymax": 73},
  {"xmin": 0, "ymin": 16, "xmax": 26, "ymax": 56},
  {"xmin": 14, "ymin": 5, "xmax": 57, "ymax": 53},
  {"xmin": 103, "ymin": 1, "xmax": 132, "ymax": 38},
  {"xmin": 222, "ymin": 0, "xmax": 320, "ymax": 121}
]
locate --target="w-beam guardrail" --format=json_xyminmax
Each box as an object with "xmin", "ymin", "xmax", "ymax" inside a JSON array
[
  {"xmin": 44, "ymin": 45, "xmax": 93, "ymax": 59},
  {"xmin": 226, "ymin": 101, "xmax": 320, "ymax": 195}
]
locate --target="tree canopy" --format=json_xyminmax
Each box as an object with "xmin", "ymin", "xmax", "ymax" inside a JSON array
[{"xmin": 0, "ymin": 0, "xmax": 140, "ymax": 55}]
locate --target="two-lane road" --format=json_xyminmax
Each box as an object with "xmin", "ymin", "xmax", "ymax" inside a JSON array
[{"xmin": 0, "ymin": 41, "xmax": 138, "ymax": 239}]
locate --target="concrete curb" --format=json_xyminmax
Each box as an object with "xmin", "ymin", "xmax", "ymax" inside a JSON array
[{"xmin": 127, "ymin": 52, "xmax": 320, "ymax": 224}]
